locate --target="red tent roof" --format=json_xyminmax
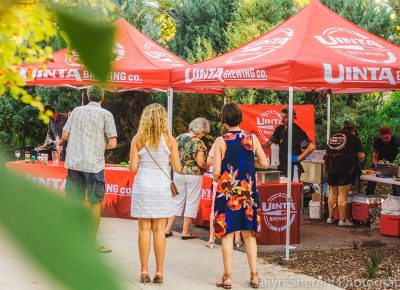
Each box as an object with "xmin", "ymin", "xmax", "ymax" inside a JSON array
[
  {"xmin": 171, "ymin": 0, "xmax": 400, "ymax": 93},
  {"xmin": 19, "ymin": 18, "xmax": 215, "ymax": 93}
]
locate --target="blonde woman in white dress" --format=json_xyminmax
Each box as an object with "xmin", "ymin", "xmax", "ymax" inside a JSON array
[{"xmin": 129, "ymin": 103, "xmax": 181, "ymax": 284}]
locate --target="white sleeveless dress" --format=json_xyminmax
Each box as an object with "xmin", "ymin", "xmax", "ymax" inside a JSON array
[{"xmin": 131, "ymin": 135, "xmax": 173, "ymax": 218}]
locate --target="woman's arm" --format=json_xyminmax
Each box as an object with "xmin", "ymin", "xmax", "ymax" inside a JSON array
[
  {"xmin": 129, "ymin": 136, "xmax": 139, "ymax": 172},
  {"xmin": 196, "ymin": 150, "xmax": 207, "ymax": 169},
  {"xmin": 212, "ymin": 137, "xmax": 225, "ymax": 182},
  {"xmin": 253, "ymin": 136, "xmax": 269, "ymax": 169}
]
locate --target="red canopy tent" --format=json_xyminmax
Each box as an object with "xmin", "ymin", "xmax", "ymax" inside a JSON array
[
  {"xmin": 18, "ymin": 18, "xmax": 219, "ymax": 132},
  {"xmin": 171, "ymin": 0, "xmax": 400, "ymax": 259},
  {"xmin": 20, "ymin": 18, "xmax": 192, "ymax": 92},
  {"xmin": 171, "ymin": 1, "xmax": 400, "ymax": 93}
]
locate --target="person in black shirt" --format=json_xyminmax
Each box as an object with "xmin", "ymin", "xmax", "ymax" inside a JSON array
[
  {"xmin": 326, "ymin": 123, "xmax": 365, "ymax": 226},
  {"xmin": 365, "ymin": 126, "xmax": 400, "ymax": 196},
  {"xmin": 40, "ymin": 105, "xmax": 69, "ymax": 161},
  {"xmin": 262, "ymin": 106, "xmax": 315, "ymax": 181}
]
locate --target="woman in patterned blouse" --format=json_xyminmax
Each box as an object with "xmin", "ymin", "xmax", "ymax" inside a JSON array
[{"xmin": 165, "ymin": 118, "xmax": 210, "ymax": 239}]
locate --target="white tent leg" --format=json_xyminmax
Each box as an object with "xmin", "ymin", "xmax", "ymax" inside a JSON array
[
  {"xmin": 285, "ymin": 87, "xmax": 294, "ymax": 261},
  {"xmin": 81, "ymin": 90, "xmax": 85, "ymax": 106},
  {"xmin": 167, "ymin": 88, "xmax": 173, "ymax": 134},
  {"xmin": 327, "ymin": 92, "xmax": 331, "ymax": 143},
  {"xmin": 323, "ymin": 92, "xmax": 331, "ymax": 219}
]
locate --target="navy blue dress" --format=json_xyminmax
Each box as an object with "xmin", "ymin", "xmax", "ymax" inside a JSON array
[{"xmin": 213, "ymin": 130, "xmax": 260, "ymax": 238}]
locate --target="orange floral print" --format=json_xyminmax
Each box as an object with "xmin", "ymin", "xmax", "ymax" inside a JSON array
[
  {"xmin": 214, "ymin": 212, "xmax": 227, "ymax": 238},
  {"xmin": 223, "ymin": 133, "xmax": 237, "ymax": 141},
  {"xmin": 240, "ymin": 134, "xmax": 253, "ymax": 151}
]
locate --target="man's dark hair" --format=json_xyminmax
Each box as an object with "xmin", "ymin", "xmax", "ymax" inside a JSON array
[
  {"xmin": 221, "ymin": 103, "xmax": 242, "ymax": 127},
  {"xmin": 87, "ymin": 86, "xmax": 105, "ymax": 102},
  {"xmin": 44, "ymin": 104, "xmax": 55, "ymax": 114}
]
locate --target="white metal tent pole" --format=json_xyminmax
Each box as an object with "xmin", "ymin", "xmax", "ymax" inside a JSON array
[
  {"xmin": 81, "ymin": 90, "xmax": 84, "ymax": 106},
  {"xmin": 323, "ymin": 91, "xmax": 332, "ymax": 219},
  {"xmin": 327, "ymin": 92, "xmax": 331, "ymax": 143},
  {"xmin": 285, "ymin": 87, "xmax": 294, "ymax": 261},
  {"xmin": 167, "ymin": 88, "xmax": 173, "ymax": 134}
]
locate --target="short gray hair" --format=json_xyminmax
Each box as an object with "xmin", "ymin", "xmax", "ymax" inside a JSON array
[
  {"xmin": 87, "ymin": 86, "xmax": 104, "ymax": 102},
  {"xmin": 189, "ymin": 118, "xmax": 210, "ymax": 135}
]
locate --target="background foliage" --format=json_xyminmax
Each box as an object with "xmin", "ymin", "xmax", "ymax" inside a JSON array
[{"xmin": 2, "ymin": 0, "xmax": 400, "ymax": 166}]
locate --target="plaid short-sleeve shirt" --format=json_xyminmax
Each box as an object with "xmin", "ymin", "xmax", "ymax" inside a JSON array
[{"xmin": 63, "ymin": 102, "xmax": 117, "ymax": 173}]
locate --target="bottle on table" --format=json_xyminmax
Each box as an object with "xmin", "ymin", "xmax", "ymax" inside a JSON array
[{"xmin": 24, "ymin": 151, "xmax": 30, "ymax": 163}]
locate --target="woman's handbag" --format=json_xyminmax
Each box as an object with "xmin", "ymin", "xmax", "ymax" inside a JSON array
[{"xmin": 144, "ymin": 145, "xmax": 179, "ymax": 197}]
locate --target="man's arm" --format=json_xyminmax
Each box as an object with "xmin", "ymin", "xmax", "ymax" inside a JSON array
[
  {"xmin": 106, "ymin": 137, "xmax": 117, "ymax": 149},
  {"xmin": 261, "ymin": 139, "xmax": 273, "ymax": 149},
  {"xmin": 298, "ymin": 142, "xmax": 315, "ymax": 161},
  {"xmin": 56, "ymin": 131, "xmax": 69, "ymax": 152}
]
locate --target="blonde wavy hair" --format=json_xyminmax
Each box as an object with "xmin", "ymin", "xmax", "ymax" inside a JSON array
[{"xmin": 137, "ymin": 103, "xmax": 168, "ymax": 149}]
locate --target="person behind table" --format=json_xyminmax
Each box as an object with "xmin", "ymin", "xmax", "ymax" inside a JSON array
[
  {"xmin": 129, "ymin": 103, "xmax": 182, "ymax": 284},
  {"xmin": 165, "ymin": 118, "xmax": 210, "ymax": 239},
  {"xmin": 326, "ymin": 122, "xmax": 365, "ymax": 226},
  {"xmin": 206, "ymin": 127, "xmax": 243, "ymax": 250},
  {"xmin": 41, "ymin": 104, "xmax": 69, "ymax": 160},
  {"xmin": 58, "ymin": 86, "xmax": 117, "ymax": 252},
  {"xmin": 212, "ymin": 103, "xmax": 268, "ymax": 289},
  {"xmin": 262, "ymin": 106, "xmax": 315, "ymax": 181},
  {"xmin": 365, "ymin": 125, "xmax": 400, "ymax": 196}
]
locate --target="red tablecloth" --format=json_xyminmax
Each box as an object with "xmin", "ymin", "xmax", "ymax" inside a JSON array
[
  {"xmin": 5, "ymin": 161, "xmax": 213, "ymax": 220},
  {"xmin": 193, "ymin": 181, "xmax": 304, "ymax": 245},
  {"xmin": 257, "ymin": 182, "xmax": 303, "ymax": 245}
]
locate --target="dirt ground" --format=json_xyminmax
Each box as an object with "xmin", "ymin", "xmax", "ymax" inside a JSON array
[{"xmin": 262, "ymin": 245, "xmax": 400, "ymax": 290}]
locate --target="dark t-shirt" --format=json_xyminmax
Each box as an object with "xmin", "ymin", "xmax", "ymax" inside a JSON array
[
  {"xmin": 48, "ymin": 112, "xmax": 69, "ymax": 140},
  {"xmin": 373, "ymin": 136, "xmax": 400, "ymax": 162},
  {"xmin": 326, "ymin": 131, "xmax": 363, "ymax": 175},
  {"xmin": 269, "ymin": 123, "xmax": 311, "ymax": 173}
]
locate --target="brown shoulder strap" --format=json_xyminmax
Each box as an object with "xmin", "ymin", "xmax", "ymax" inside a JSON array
[{"xmin": 144, "ymin": 145, "xmax": 171, "ymax": 181}]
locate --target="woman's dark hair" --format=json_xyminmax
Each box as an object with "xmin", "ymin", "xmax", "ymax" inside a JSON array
[
  {"xmin": 221, "ymin": 103, "xmax": 242, "ymax": 127},
  {"xmin": 342, "ymin": 120, "xmax": 357, "ymax": 135}
]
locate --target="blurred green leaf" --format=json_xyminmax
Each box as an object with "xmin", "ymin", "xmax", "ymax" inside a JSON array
[
  {"xmin": 53, "ymin": 5, "xmax": 115, "ymax": 82},
  {"xmin": 0, "ymin": 161, "xmax": 122, "ymax": 290}
]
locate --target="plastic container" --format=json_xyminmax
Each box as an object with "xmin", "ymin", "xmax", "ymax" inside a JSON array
[
  {"xmin": 310, "ymin": 150, "xmax": 326, "ymax": 162},
  {"xmin": 309, "ymin": 200, "xmax": 324, "ymax": 219},
  {"xmin": 52, "ymin": 151, "xmax": 60, "ymax": 166},
  {"xmin": 352, "ymin": 195, "xmax": 384, "ymax": 222},
  {"xmin": 380, "ymin": 213, "xmax": 400, "ymax": 237}
]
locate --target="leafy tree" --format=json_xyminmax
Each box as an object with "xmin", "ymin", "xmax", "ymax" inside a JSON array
[
  {"xmin": 321, "ymin": 0, "xmax": 393, "ymax": 39},
  {"xmin": 170, "ymin": 0, "xmax": 236, "ymax": 59}
]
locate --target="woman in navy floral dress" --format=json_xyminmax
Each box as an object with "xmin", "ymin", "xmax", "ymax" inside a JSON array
[{"xmin": 212, "ymin": 103, "xmax": 268, "ymax": 289}]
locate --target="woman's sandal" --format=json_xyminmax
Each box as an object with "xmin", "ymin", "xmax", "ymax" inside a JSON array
[
  {"xmin": 216, "ymin": 273, "xmax": 232, "ymax": 289},
  {"xmin": 206, "ymin": 239, "xmax": 215, "ymax": 249},
  {"xmin": 140, "ymin": 273, "xmax": 151, "ymax": 284},
  {"xmin": 153, "ymin": 274, "xmax": 163, "ymax": 284},
  {"xmin": 250, "ymin": 272, "xmax": 259, "ymax": 289}
]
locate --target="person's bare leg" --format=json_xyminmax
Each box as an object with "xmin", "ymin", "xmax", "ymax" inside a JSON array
[
  {"xmin": 207, "ymin": 218, "xmax": 215, "ymax": 246},
  {"xmin": 182, "ymin": 216, "xmax": 193, "ymax": 236},
  {"xmin": 138, "ymin": 218, "xmax": 152, "ymax": 275},
  {"xmin": 216, "ymin": 232, "xmax": 234, "ymax": 286},
  {"xmin": 90, "ymin": 202, "xmax": 102, "ymax": 235},
  {"xmin": 152, "ymin": 218, "xmax": 167, "ymax": 276},
  {"xmin": 242, "ymin": 231, "xmax": 258, "ymax": 285},
  {"xmin": 328, "ymin": 186, "xmax": 338, "ymax": 218},
  {"xmin": 234, "ymin": 231, "xmax": 242, "ymax": 247},
  {"xmin": 338, "ymin": 184, "xmax": 351, "ymax": 220},
  {"xmin": 165, "ymin": 216, "xmax": 175, "ymax": 235}
]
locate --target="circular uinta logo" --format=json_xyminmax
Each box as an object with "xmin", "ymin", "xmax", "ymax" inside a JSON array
[
  {"xmin": 262, "ymin": 193, "xmax": 296, "ymax": 232},
  {"xmin": 225, "ymin": 28, "xmax": 293, "ymax": 64},
  {"xmin": 144, "ymin": 42, "xmax": 184, "ymax": 67},
  {"xmin": 65, "ymin": 41, "xmax": 126, "ymax": 67},
  {"xmin": 256, "ymin": 110, "xmax": 282, "ymax": 141},
  {"xmin": 314, "ymin": 27, "xmax": 396, "ymax": 64}
]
